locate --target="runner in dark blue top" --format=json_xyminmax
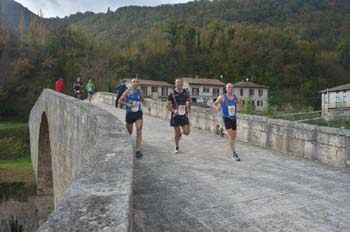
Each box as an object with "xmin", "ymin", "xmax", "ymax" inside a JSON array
[
  {"xmin": 166, "ymin": 78, "xmax": 191, "ymax": 154},
  {"xmin": 119, "ymin": 78, "xmax": 150, "ymax": 158},
  {"xmin": 213, "ymin": 83, "xmax": 242, "ymax": 161}
]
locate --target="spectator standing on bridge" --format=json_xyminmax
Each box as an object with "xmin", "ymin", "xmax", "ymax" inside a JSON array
[
  {"xmin": 213, "ymin": 83, "xmax": 242, "ymax": 161},
  {"xmin": 73, "ymin": 78, "xmax": 83, "ymax": 99},
  {"xmin": 119, "ymin": 78, "xmax": 150, "ymax": 158},
  {"xmin": 55, "ymin": 77, "xmax": 64, "ymax": 93},
  {"xmin": 166, "ymin": 78, "xmax": 191, "ymax": 154},
  {"xmin": 115, "ymin": 80, "xmax": 127, "ymax": 108},
  {"xmin": 86, "ymin": 79, "xmax": 95, "ymax": 103}
]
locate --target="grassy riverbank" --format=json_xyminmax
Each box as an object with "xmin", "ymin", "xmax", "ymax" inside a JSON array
[{"xmin": 0, "ymin": 123, "xmax": 35, "ymax": 202}]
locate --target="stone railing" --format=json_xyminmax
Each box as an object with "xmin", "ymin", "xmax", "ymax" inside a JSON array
[
  {"xmin": 29, "ymin": 89, "xmax": 133, "ymax": 231},
  {"xmin": 93, "ymin": 92, "xmax": 350, "ymax": 168}
]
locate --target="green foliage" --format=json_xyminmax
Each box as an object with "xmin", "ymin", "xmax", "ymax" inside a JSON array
[
  {"xmin": 0, "ymin": 182, "xmax": 36, "ymax": 202},
  {"xmin": 261, "ymin": 105, "xmax": 277, "ymax": 116},
  {"xmin": 14, "ymin": 58, "xmax": 34, "ymax": 79},
  {"xmin": 0, "ymin": 123, "xmax": 29, "ymax": 144},
  {"xmin": 1, "ymin": 0, "xmax": 350, "ymax": 119},
  {"xmin": 0, "ymin": 137, "xmax": 29, "ymax": 160},
  {"xmin": 46, "ymin": 24, "xmax": 92, "ymax": 91},
  {"xmin": 286, "ymin": 103, "xmax": 294, "ymax": 113},
  {"xmin": 337, "ymin": 37, "xmax": 350, "ymax": 65},
  {"xmin": 240, "ymin": 98, "xmax": 255, "ymax": 115}
]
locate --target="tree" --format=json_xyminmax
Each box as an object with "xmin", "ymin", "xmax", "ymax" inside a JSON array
[
  {"xmin": 337, "ymin": 37, "xmax": 350, "ymax": 65},
  {"xmin": 14, "ymin": 58, "xmax": 35, "ymax": 79},
  {"xmin": 1, "ymin": 0, "xmax": 6, "ymax": 36},
  {"xmin": 28, "ymin": 10, "xmax": 46, "ymax": 46},
  {"xmin": 18, "ymin": 8, "xmax": 25, "ymax": 44}
]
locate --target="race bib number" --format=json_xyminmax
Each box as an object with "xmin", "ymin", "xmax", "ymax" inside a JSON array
[
  {"xmin": 178, "ymin": 105, "xmax": 186, "ymax": 115},
  {"xmin": 228, "ymin": 105, "xmax": 236, "ymax": 116},
  {"xmin": 131, "ymin": 101, "xmax": 140, "ymax": 112}
]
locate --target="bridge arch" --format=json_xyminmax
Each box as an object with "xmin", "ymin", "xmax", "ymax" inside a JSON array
[
  {"xmin": 29, "ymin": 89, "xmax": 133, "ymax": 231},
  {"xmin": 37, "ymin": 112, "xmax": 54, "ymax": 196}
]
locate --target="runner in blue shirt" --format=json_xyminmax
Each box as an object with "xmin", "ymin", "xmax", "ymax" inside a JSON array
[
  {"xmin": 213, "ymin": 83, "xmax": 242, "ymax": 161},
  {"xmin": 119, "ymin": 78, "xmax": 150, "ymax": 158}
]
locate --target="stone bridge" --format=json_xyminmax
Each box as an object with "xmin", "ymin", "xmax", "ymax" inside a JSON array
[{"xmin": 29, "ymin": 90, "xmax": 350, "ymax": 231}]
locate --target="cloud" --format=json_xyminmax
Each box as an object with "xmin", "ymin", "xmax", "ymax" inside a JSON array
[{"xmin": 47, "ymin": 0, "xmax": 61, "ymax": 7}]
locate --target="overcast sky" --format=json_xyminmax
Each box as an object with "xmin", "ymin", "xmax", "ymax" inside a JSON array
[{"xmin": 15, "ymin": 0, "xmax": 191, "ymax": 18}]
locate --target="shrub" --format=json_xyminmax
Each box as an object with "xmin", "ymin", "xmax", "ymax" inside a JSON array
[
  {"xmin": 240, "ymin": 98, "xmax": 255, "ymax": 115},
  {"xmin": 0, "ymin": 137, "xmax": 29, "ymax": 160}
]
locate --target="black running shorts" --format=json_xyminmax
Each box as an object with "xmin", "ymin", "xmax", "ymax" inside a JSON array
[
  {"xmin": 170, "ymin": 115, "xmax": 190, "ymax": 127},
  {"xmin": 223, "ymin": 117, "xmax": 237, "ymax": 130},
  {"xmin": 126, "ymin": 111, "xmax": 143, "ymax": 124}
]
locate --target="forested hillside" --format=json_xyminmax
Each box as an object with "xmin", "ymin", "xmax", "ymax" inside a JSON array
[{"xmin": 1, "ymin": 0, "xmax": 350, "ymax": 120}]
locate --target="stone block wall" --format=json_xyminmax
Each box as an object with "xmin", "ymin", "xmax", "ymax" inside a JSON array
[
  {"xmin": 29, "ymin": 90, "xmax": 133, "ymax": 231},
  {"xmin": 94, "ymin": 92, "xmax": 350, "ymax": 168}
]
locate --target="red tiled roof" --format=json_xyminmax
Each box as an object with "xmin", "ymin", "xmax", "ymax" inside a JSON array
[
  {"xmin": 233, "ymin": 81, "xmax": 269, "ymax": 89},
  {"xmin": 181, "ymin": 78, "xmax": 225, "ymax": 86},
  {"xmin": 138, "ymin": 79, "xmax": 173, "ymax": 87}
]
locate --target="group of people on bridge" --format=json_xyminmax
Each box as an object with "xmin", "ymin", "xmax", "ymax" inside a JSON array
[
  {"xmin": 55, "ymin": 77, "xmax": 95, "ymax": 103},
  {"xmin": 118, "ymin": 78, "xmax": 242, "ymax": 161},
  {"xmin": 55, "ymin": 76, "xmax": 242, "ymax": 160}
]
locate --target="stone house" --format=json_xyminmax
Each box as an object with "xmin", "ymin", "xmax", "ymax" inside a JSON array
[
  {"xmin": 232, "ymin": 81, "xmax": 269, "ymax": 111},
  {"xmin": 320, "ymin": 83, "xmax": 350, "ymax": 120},
  {"xmin": 182, "ymin": 77, "xmax": 225, "ymax": 104}
]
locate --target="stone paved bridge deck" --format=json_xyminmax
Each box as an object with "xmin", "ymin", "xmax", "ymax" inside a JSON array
[{"xmin": 95, "ymin": 102, "xmax": 350, "ymax": 232}]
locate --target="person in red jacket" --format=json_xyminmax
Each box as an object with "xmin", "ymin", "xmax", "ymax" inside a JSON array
[{"xmin": 55, "ymin": 77, "xmax": 65, "ymax": 93}]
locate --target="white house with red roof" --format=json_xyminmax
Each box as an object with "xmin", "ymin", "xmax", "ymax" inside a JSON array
[
  {"xmin": 182, "ymin": 77, "xmax": 226, "ymax": 103},
  {"xmin": 124, "ymin": 78, "xmax": 174, "ymax": 100}
]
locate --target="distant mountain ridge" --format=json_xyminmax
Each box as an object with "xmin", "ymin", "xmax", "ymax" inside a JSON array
[
  {"xmin": 0, "ymin": 0, "xmax": 36, "ymax": 34},
  {"xmin": 47, "ymin": 0, "xmax": 350, "ymax": 44},
  {"xmin": 2, "ymin": 0, "xmax": 350, "ymax": 42}
]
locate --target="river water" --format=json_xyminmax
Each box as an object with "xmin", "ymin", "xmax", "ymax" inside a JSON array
[{"xmin": 0, "ymin": 195, "xmax": 53, "ymax": 232}]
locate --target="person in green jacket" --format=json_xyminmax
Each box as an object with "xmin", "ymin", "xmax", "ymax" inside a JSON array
[{"xmin": 86, "ymin": 79, "xmax": 95, "ymax": 103}]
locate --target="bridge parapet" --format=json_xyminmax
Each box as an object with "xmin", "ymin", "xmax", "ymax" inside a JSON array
[
  {"xmin": 29, "ymin": 89, "xmax": 133, "ymax": 231},
  {"xmin": 94, "ymin": 92, "xmax": 350, "ymax": 168}
]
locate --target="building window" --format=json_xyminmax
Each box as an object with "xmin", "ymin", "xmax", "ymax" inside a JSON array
[
  {"xmin": 249, "ymin": 89, "xmax": 254, "ymax": 96},
  {"xmin": 240, "ymin": 88, "xmax": 244, "ymax": 96},
  {"xmin": 192, "ymin": 98, "xmax": 197, "ymax": 103},
  {"xmin": 261, "ymin": 101, "xmax": 263, "ymax": 106},
  {"xmin": 213, "ymin": 88, "xmax": 220, "ymax": 97},
  {"xmin": 336, "ymin": 96, "xmax": 341, "ymax": 103},
  {"xmin": 259, "ymin": 89, "xmax": 263, "ymax": 97},
  {"xmin": 203, "ymin": 87, "xmax": 210, "ymax": 93},
  {"xmin": 192, "ymin": 88, "xmax": 199, "ymax": 96},
  {"xmin": 162, "ymin": 87, "xmax": 168, "ymax": 97},
  {"xmin": 344, "ymin": 96, "xmax": 347, "ymax": 103},
  {"xmin": 141, "ymin": 86, "xmax": 148, "ymax": 96},
  {"xmin": 152, "ymin": 87, "xmax": 157, "ymax": 93},
  {"xmin": 257, "ymin": 101, "xmax": 263, "ymax": 107}
]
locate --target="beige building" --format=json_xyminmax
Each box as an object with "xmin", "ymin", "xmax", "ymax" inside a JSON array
[
  {"xmin": 182, "ymin": 77, "xmax": 225, "ymax": 104},
  {"xmin": 232, "ymin": 81, "xmax": 269, "ymax": 111},
  {"xmin": 320, "ymin": 83, "xmax": 350, "ymax": 120},
  {"xmin": 124, "ymin": 79, "xmax": 173, "ymax": 100}
]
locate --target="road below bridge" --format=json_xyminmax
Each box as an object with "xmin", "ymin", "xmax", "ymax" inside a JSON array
[{"xmin": 95, "ymin": 101, "xmax": 350, "ymax": 232}]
